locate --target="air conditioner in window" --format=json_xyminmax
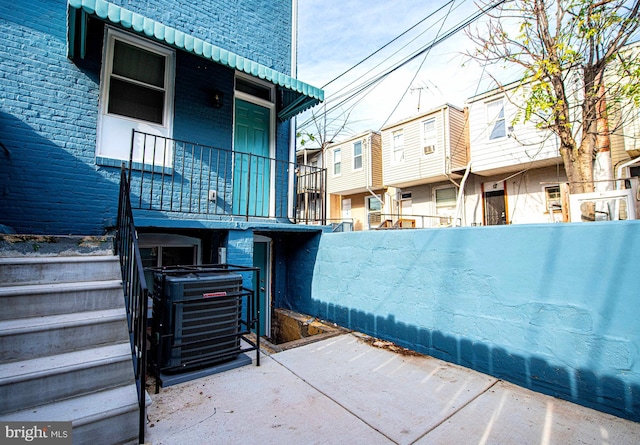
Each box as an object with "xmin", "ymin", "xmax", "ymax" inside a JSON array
[{"xmin": 423, "ymin": 145, "xmax": 435, "ymax": 155}]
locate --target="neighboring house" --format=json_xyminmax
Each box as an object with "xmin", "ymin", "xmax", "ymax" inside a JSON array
[
  {"xmin": 380, "ymin": 104, "xmax": 468, "ymax": 228},
  {"xmin": 465, "ymin": 84, "xmax": 568, "ymax": 225},
  {"xmin": 608, "ymin": 40, "xmax": 640, "ymax": 219},
  {"xmin": 326, "ymin": 131, "xmax": 384, "ymax": 231},
  {"xmin": 0, "ymin": 0, "xmax": 323, "ymax": 335}
]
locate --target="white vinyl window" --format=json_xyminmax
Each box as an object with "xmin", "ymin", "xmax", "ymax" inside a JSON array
[
  {"xmin": 435, "ymin": 186, "xmax": 457, "ymax": 226},
  {"xmin": 333, "ymin": 148, "xmax": 342, "ymax": 176},
  {"xmin": 341, "ymin": 198, "xmax": 352, "ymax": 219},
  {"xmin": 353, "ymin": 141, "xmax": 363, "ymax": 170},
  {"xmin": 486, "ymin": 98, "xmax": 506, "ymax": 140},
  {"xmin": 392, "ymin": 130, "xmax": 404, "ymax": 163},
  {"xmin": 422, "ymin": 118, "xmax": 437, "ymax": 155},
  {"xmin": 366, "ymin": 195, "xmax": 382, "ymax": 228},
  {"xmin": 545, "ymin": 185, "xmax": 562, "ymax": 213},
  {"xmin": 97, "ymin": 28, "xmax": 175, "ymax": 164}
]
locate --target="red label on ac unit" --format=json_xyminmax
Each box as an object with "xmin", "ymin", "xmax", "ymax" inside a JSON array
[{"xmin": 203, "ymin": 292, "xmax": 227, "ymax": 298}]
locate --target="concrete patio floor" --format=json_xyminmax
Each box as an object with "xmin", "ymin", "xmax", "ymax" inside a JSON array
[{"xmin": 145, "ymin": 333, "xmax": 640, "ymax": 445}]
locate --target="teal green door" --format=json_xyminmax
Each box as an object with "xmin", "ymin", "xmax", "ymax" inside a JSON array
[
  {"xmin": 253, "ymin": 240, "xmax": 270, "ymax": 336},
  {"xmin": 233, "ymin": 99, "xmax": 271, "ymax": 216}
]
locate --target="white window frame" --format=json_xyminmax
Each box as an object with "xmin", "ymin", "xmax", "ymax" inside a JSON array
[
  {"xmin": 486, "ymin": 98, "xmax": 506, "ymax": 140},
  {"xmin": 434, "ymin": 185, "xmax": 457, "ymax": 226},
  {"xmin": 97, "ymin": 27, "xmax": 176, "ymax": 165},
  {"xmin": 365, "ymin": 195, "xmax": 383, "ymax": 229},
  {"xmin": 422, "ymin": 118, "xmax": 437, "ymax": 155},
  {"xmin": 353, "ymin": 141, "xmax": 363, "ymax": 171},
  {"xmin": 341, "ymin": 198, "xmax": 352, "ymax": 219},
  {"xmin": 544, "ymin": 185, "xmax": 562, "ymax": 214},
  {"xmin": 392, "ymin": 129, "xmax": 404, "ymax": 163},
  {"xmin": 333, "ymin": 148, "xmax": 342, "ymax": 177}
]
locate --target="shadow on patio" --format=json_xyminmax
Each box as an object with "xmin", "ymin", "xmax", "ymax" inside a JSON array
[{"xmin": 144, "ymin": 332, "xmax": 640, "ymax": 445}]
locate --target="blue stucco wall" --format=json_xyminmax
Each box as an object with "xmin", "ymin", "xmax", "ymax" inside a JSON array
[
  {"xmin": 0, "ymin": 0, "xmax": 294, "ymax": 234},
  {"xmin": 285, "ymin": 222, "xmax": 640, "ymax": 422}
]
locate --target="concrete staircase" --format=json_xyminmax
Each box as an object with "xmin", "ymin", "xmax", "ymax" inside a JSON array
[{"xmin": 0, "ymin": 253, "xmax": 141, "ymax": 444}]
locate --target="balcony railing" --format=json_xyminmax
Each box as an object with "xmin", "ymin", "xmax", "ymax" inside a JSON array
[
  {"xmin": 126, "ymin": 131, "xmax": 326, "ymax": 223},
  {"xmin": 372, "ymin": 213, "xmax": 461, "ymax": 229}
]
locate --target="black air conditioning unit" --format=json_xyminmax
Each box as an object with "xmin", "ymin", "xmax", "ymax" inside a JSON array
[{"xmin": 152, "ymin": 271, "xmax": 244, "ymax": 373}]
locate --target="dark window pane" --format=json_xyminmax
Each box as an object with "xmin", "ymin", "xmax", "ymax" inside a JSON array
[
  {"xmin": 162, "ymin": 247, "xmax": 196, "ymax": 266},
  {"xmin": 113, "ymin": 40, "xmax": 165, "ymax": 87},
  {"xmin": 236, "ymin": 77, "xmax": 271, "ymax": 101},
  {"xmin": 108, "ymin": 78, "xmax": 164, "ymax": 124}
]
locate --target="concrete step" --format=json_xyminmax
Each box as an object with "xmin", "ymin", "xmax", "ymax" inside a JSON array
[
  {"xmin": 0, "ymin": 280, "xmax": 124, "ymax": 321},
  {"xmin": 0, "ymin": 308, "xmax": 129, "ymax": 362},
  {"xmin": 0, "ymin": 343, "xmax": 134, "ymax": 415},
  {"xmin": 0, "ymin": 384, "xmax": 140, "ymax": 445},
  {"xmin": 0, "ymin": 255, "xmax": 120, "ymax": 286}
]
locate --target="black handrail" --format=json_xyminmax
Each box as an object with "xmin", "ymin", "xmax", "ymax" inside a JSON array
[{"xmin": 115, "ymin": 165, "xmax": 149, "ymax": 444}]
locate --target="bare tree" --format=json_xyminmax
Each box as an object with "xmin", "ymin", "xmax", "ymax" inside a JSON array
[
  {"xmin": 297, "ymin": 105, "xmax": 354, "ymax": 169},
  {"xmin": 467, "ymin": 0, "xmax": 640, "ymax": 195}
]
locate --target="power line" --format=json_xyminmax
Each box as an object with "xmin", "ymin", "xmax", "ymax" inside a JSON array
[
  {"xmin": 320, "ymin": 0, "xmax": 456, "ymax": 89},
  {"xmin": 298, "ymin": 0, "xmax": 508, "ymax": 135},
  {"xmin": 379, "ymin": 0, "xmax": 457, "ymax": 129}
]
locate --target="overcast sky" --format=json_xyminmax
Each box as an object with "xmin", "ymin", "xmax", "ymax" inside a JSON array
[{"xmin": 296, "ymin": 0, "xmax": 509, "ymax": 139}]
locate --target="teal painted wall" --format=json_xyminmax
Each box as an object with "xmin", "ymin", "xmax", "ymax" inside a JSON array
[{"xmin": 285, "ymin": 221, "xmax": 640, "ymax": 421}]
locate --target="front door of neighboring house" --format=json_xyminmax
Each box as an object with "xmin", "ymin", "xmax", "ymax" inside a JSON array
[
  {"xmin": 484, "ymin": 189, "xmax": 507, "ymax": 225},
  {"xmin": 253, "ymin": 236, "xmax": 272, "ymax": 337},
  {"xmin": 366, "ymin": 195, "xmax": 382, "ymax": 229},
  {"xmin": 233, "ymin": 99, "xmax": 271, "ymax": 216}
]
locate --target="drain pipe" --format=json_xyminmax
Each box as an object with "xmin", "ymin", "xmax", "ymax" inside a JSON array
[
  {"xmin": 453, "ymin": 162, "xmax": 472, "ymax": 227},
  {"xmin": 616, "ymin": 155, "xmax": 640, "ymax": 189},
  {"xmin": 287, "ymin": 0, "xmax": 299, "ymax": 221}
]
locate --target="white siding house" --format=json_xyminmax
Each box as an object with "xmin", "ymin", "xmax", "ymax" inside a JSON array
[
  {"xmin": 465, "ymin": 84, "xmax": 568, "ymax": 225},
  {"xmin": 326, "ymin": 131, "xmax": 384, "ymax": 230},
  {"xmin": 467, "ymin": 86, "xmax": 562, "ymax": 176},
  {"xmin": 379, "ymin": 104, "xmax": 468, "ymax": 228}
]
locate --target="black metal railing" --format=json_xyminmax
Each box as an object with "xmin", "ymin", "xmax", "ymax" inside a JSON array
[
  {"xmin": 115, "ymin": 165, "xmax": 149, "ymax": 444},
  {"xmin": 127, "ymin": 131, "xmax": 326, "ymax": 223},
  {"xmin": 372, "ymin": 213, "xmax": 462, "ymax": 229},
  {"xmin": 296, "ymin": 163, "xmax": 326, "ymax": 224}
]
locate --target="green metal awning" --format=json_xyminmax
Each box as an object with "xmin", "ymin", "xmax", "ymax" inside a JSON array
[{"xmin": 67, "ymin": 0, "xmax": 323, "ymax": 121}]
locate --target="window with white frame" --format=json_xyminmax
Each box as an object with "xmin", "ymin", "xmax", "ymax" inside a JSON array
[
  {"xmin": 545, "ymin": 185, "xmax": 562, "ymax": 213},
  {"xmin": 366, "ymin": 195, "xmax": 382, "ymax": 228},
  {"xmin": 333, "ymin": 148, "xmax": 342, "ymax": 176},
  {"xmin": 97, "ymin": 28, "xmax": 175, "ymax": 164},
  {"xmin": 341, "ymin": 198, "xmax": 351, "ymax": 219},
  {"xmin": 353, "ymin": 141, "xmax": 363, "ymax": 170},
  {"xmin": 392, "ymin": 130, "xmax": 404, "ymax": 162},
  {"xmin": 422, "ymin": 118, "xmax": 437, "ymax": 155},
  {"xmin": 435, "ymin": 186, "xmax": 457, "ymax": 226},
  {"xmin": 486, "ymin": 98, "xmax": 506, "ymax": 140}
]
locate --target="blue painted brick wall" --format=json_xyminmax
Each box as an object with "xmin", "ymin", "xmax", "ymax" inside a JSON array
[
  {"xmin": 111, "ymin": 0, "xmax": 292, "ymax": 73},
  {"xmin": 0, "ymin": 0, "xmax": 295, "ymax": 234},
  {"xmin": 0, "ymin": 0, "xmax": 112, "ymax": 234}
]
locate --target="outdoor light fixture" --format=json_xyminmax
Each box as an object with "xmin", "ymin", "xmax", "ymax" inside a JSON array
[{"xmin": 209, "ymin": 89, "xmax": 224, "ymax": 108}]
